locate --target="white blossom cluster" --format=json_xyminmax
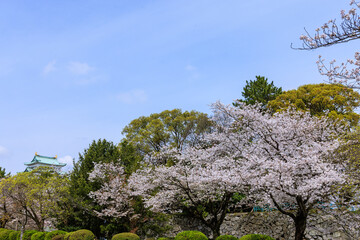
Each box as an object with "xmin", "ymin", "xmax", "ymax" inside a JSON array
[
  {"xmin": 209, "ymin": 102, "xmax": 345, "ymax": 210},
  {"xmin": 298, "ymin": 1, "xmax": 360, "ymax": 50},
  {"xmin": 297, "ymin": 1, "xmax": 360, "ymax": 88},
  {"xmin": 317, "ymin": 52, "xmax": 360, "ymax": 88},
  {"xmin": 88, "ymin": 163, "xmax": 132, "ymax": 218}
]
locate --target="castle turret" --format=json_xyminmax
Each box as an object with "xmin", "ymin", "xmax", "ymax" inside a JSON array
[{"xmin": 24, "ymin": 153, "xmax": 66, "ymax": 172}]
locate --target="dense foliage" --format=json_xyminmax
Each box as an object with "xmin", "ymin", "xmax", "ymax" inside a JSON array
[
  {"xmin": 68, "ymin": 230, "xmax": 95, "ymax": 240},
  {"xmin": 215, "ymin": 235, "xmax": 238, "ymax": 240},
  {"xmin": 0, "ymin": 230, "xmax": 13, "ymax": 240},
  {"xmin": 66, "ymin": 139, "xmax": 123, "ymax": 237},
  {"xmin": 174, "ymin": 231, "xmax": 208, "ymax": 240},
  {"xmin": 22, "ymin": 231, "xmax": 38, "ymax": 240},
  {"xmin": 268, "ymin": 83, "xmax": 360, "ymax": 126},
  {"xmin": 111, "ymin": 233, "xmax": 140, "ymax": 240},
  {"xmin": 233, "ymin": 76, "xmax": 282, "ymax": 107},
  {"xmin": 238, "ymin": 234, "xmax": 274, "ymax": 240},
  {"xmin": 44, "ymin": 231, "xmax": 67, "ymax": 240},
  {"xmin": 31, "ymin": 232, "xmax": 45, "ymax": 240},
  {"xmin": 0, "ymin": 167, "xmax": 68, "ymax": 231},
  {"xmin": 9, "ymin": 232, "xmax": 19, "ymax": 240},
  {"xmin": 122, "ymin": 109, "xmax": 213, "ymax": 159}
]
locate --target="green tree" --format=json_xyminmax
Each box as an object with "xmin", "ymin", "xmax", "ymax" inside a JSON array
[
  {"xmin": 118, "ymin": 140, "xmax": 142, "ymax": 175},
  {"xmin": 0, "ymin": 167, "xmax": 69, "ymax": 232},
  {"xmin": 0, "ymin": 167, "xmax": 11, "ymax": 228},
  {"xmin": 233, "ymin": 76, "xmax": 282, "ymax": 107},
  {"xmin": 268, "ymin": 83, "xmax": 360, "ymax": 126},
  {"xmin": 65, "ymin": 139, "xmax": 123, "ymax": 237},
  {"xmin": 122, "ymin": 109, "xmax": 213, "ymax": 159},
  {"xmin": 0, "ymin": 168, "xmax": 7, "ymax": 179}
]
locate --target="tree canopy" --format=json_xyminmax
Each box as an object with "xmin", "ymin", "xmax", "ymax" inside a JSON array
[
  {"xmin": 122, "ymin": 109, "xmax": 213, "ymax": 159},
  {"xmin": 66, "ymin": 139, "xmax": 122, "ymax": 236},
  {"xmin": 0, "ymin": 167, "xmax": 68, "ymax": 231},
  {"xmin": 268, "ymin": 83, "xmax": 360, "ymax": 126},
  {"xmin": 233, "ymin": 76, "xmax": 282, "ymax": 107}
]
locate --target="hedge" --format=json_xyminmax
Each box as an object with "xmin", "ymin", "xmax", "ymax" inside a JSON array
[
  {"xmin": 63, "ymin": 233, "xmax": 73, "ymax": 240},
  {"xmin": 215, "ymin": 235, "xmax": 238, "ymax": 240},
  {"xmin": 9, "ymin": 231, "xmax": 20, "ymax": 240},
  {"xmin": 111, "ymin": 233, "xmax": 140, "ymax": 240},
  {"xmin": 0, "ymin": 229, "xmax": 14, "ymax": 240},
  {"xmin": 22, "ymin": 230, "xmax": 39, "ymax": 240},
  {"xmin": 31, "ymin": 232, "xmax": 46, "ymax": 240},
  {"xmin": 238, "ymin": 234, "xmax": 274, "ymax": 240},
  {"xmin": 68, "ymin": 230, "xmax": 95, "ymax": 240},
  {"xmin": 44, "ymin": 231, "xmax": 67, "ymax": 240},
  {"xmin": 174, "ymin": 231, "xmax": 208, "ymax": 240}
]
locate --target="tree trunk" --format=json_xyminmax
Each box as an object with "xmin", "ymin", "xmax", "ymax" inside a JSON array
[
  {"xmin": 212, "ymin": 227, "xmax": 220, "ymax": 240},
  {"xmin": 294, "ymin": 215, "xmax": 307, "ymax": 240}
]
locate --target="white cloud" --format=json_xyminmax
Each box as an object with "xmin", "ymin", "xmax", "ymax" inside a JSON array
[
  {"xmin": 68, "ymin": 62, "xmax": 94, "ymax": 75},
  {"xmin": 0, "ymin": 145, "xmax": 9, "ymax": 158},
  {"xmin": 58, "ymin": 155, "xmax": 74, "ymax": 171},
  {"xmin": 185, "ymin": 64, "xmax": 197, "ymax": 71},
  {"xmin": 58, "ymin": 155, "xmax": 73, "ymax": 165},
  {"xmin": 117, "ymin": 89, "xmax": 147, "ymax": 104},
  {"xmin": 0, "ymin": 146, "xmax": 8, "ymax": 156},
  {"xmin": 43, "ymin": 60, "xmax": 57, "ymax": 75},
  {"xmin": 185, "ymin": 64, "xmax": 200, "ymax": 80}
]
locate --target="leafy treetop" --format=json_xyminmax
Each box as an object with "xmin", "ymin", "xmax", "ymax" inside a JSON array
[
  {"xmin": 233, "ymin": 76, "xmax": 282, "ymax": 107},
  {"xmin": 268, "ymin": 83, "xmax": 360, "ymax": 126},
  {"xmin": 122, "ymin": 109, "xmax": 213, "ymax": 158}
]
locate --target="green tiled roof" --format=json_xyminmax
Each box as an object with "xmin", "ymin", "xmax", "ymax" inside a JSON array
[{"xmin": 24, "ymin": 154, "xmax": 66, "ymax": 166}]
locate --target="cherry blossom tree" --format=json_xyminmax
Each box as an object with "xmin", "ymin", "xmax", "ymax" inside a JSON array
[
  {"xmin": 88, "ymin": 163, "xmax": 132, "ymax": 219},
  {"xmin": 128, "ymin": 145, "xmax": 247, "ymax": 239},
  {"xmin": 208, "ymin": 102, "xmax": 346, "ymax": 240},
  {"xmin": 91, "ymin": 102, "xmax": 346, "ymax": 240},
  {"xmin": 295, "ymin": 1, "xmax": 360, "ymax": 88},
  {"xmin": 90, "ymin": 145, "xmax": 247, "ymax": 239}
]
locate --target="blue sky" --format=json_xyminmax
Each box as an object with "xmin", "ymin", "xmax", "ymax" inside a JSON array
[{"xmin": 0, "ymin": 0, "xmax": 357, "ymax": 173}]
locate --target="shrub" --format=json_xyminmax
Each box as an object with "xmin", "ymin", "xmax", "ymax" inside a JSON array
[
  {"xmin": 52, "ymin": 235, "xmax": 65, "ymax": 240},
  {"xmin": 31, "ymin": 232, "xmax": 46, "ymax": 240},
  {"xmin": 68, "ymin": 230, "xmax": 95, "ymax": 240},
  {"xmin": 0, "ymin": 230, "xmax": 14, "ymax": 240},
  {"xmin": 111, "ymin": 233, "xmax": 140, "ymax": 240},
  {"xmin": 215, "ymin": 235, "xmax": 238, "ymax": 240},
  {"xmin": 9, "ymin": 231, "xmax": 20, "ymax": 240},
  {"xmin": 23, "ymin": 231, "xmax": 39, "ymax": 240},
  {"xmin": 157, "ymin": 238, "xmax": 174, "ymax": 240},
  {"xmin": 44, "ymin": 231, "xmax": 67, "ymax": 240},
  {"xmin": 174, "ymin": 231, "xmax": 208, "ymax": 240},
  {"xmin": 238, "ymin": 234, "xmax": 274, "ymax": 240},
  {"xmin": 63, "ymin": 233, "xmax": 73, "ymax": 240}
]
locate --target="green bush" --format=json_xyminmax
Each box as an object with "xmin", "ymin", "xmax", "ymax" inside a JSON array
[
  {"xmin": 52, "ymin": 235, "xmax": 65, "ymax": 240},
  {"xmin": 31, "ymin": 232, "xmax": 46, "ymax": 240},
  {"xmin": 23, "ymin": 231, "xmax": 39, "ymax": 240},
  {"xmin": 174, "ymin": 231, "xmax": 208, "ymax": 240},
  {"xmin": 68, "ymin": 230, "xmax": 95, "ymax": 240},
  {"xmin": 111, "ymin": 233, "xmax": 140, "ymax": 240},
  {"xmin": 215, "ymin": 235, "xmax": 238, "ymax": 240},
  {"xmin": 238, "ymin": 234, "xmax": 274, "ymax": 240},
  {"xmin": 157, "ymin": 238, "xmax": 174, "ymax": 240},
  {"xmin": 63, "ymin": 233, "xmax": 73, "ymax": 240},
  {"xmin": 0, "ymin": 230, "xmax": 14, "ymax": 240},
  {"xmin": 44, "ymin": 231, "xmax": 67, "ymax": 240},
  {"xmin": 9, "ymin": 231, "xmax": 20, "ymax": 240},
  {"xmin": 8, "ymin": 231, "xmax": 17, "ymax": 240}
]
